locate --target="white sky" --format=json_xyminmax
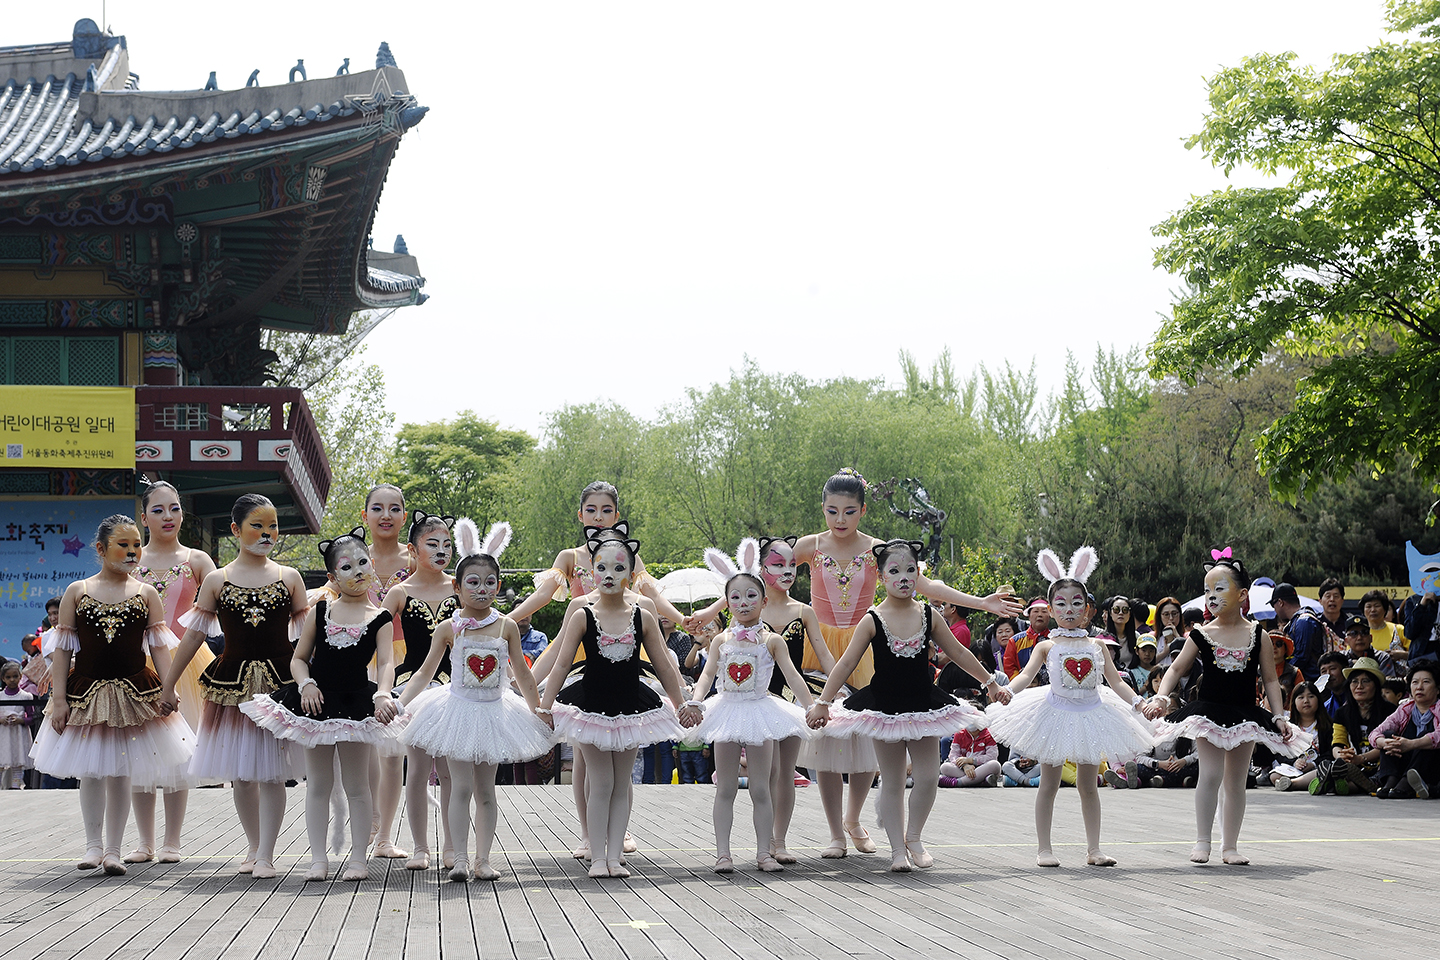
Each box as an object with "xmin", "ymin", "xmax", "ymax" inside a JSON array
[{"xmin": 8, "ymin": 2, "xmax": 1394, "ymax": 438}]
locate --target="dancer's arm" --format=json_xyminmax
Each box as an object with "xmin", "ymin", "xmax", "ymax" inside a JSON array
[
  {"xmin": 399, "ymin": 621, "xmax": 452, "ymax": 707},
  {"xmin": 800, "ymin": 606, "xmax": 838, "ymax": 674},
  {"xmin": 372, "ymin": 617, "xmax": 398, "ymax": 722},
  {"xmin": 930, "ymin": 611, "xmax": 1009, "ymax": 703},
  {"xmin": 46, "ymin": 583, "xmax": 82, "ymax": 733},
  {"xmin": 691, "ymin": 632, "xmax": 725, "ymax": 704},
  {"xmin": 1145, "ymin": 634, "xmax": 1200, "ymax": 720},
  {"xmin": 1098, "ymin": 642, "xmax": 1143, "ymax": 707},
  {"xmin": 1253, "ymin": 628, "xmax": 1293, "ymax": 739},
  {"xmin": 767, "ymin": 631, "xmax": 817, "ymax": 710},
  {"xmin": 509, "ymin": 550, "xmax": 574, "ymax": 622},
  {"xmin": 160, "ymin": 570, "xmax": 224, "ymax": 712},
  {"xmin": 188, "ymin": 546, "xmax": 218, "ymax": 583},
  {"xmin": 1005, "ymin": 640, "xmax": 1050, "ymax": 696},
  {"xmin": 503, "ymin": 617, "xmax": 541, "ymax": 712},
  {"xmin": 640, "ymin": 609, "xmax": 701, "ymax": 726},
  {"xmin": 633, "ymin": 562, "xmax": 688, "ymax": 625},
  {"xmin": 537, "ymin": 612, "xmax": 587, "ymax": 715},
  {"xmin": 806, "ymin": 615, "xmax": 878, "ymax": 726},
  {"xmin": 291, "ymin": 607, "xmax": 323, "ymax": 717}
]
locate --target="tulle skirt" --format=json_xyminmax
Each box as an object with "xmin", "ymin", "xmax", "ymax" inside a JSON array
[
  {"xmin": 696, "ymin": 693, "xmax": 811, "ymax": 745},
  {"xmin": 985, "ymin": 686, "xmax": 1156, "ymax": 767},
  {"xmin": 239, "ymin": 694, "xmax": 409, "ymax": 748},
  {"xmin": 798, "ymin": 731, "xmax": 879, "ymax": 773},
  {"xmin": 552, "ymin": 702, "xmax": 685, "ymax": 752},
  {"xmin": 189, "ymin": 701, "xmax": 303, "ymax": 783},
  {"xmin": 403, "ymin": 687, "xmax": 555, "ymax": 765},
  {"xmin": 1155, "ymin": 700, "xmax": 1314, "ymax": 758},
  {"xmin": 0, "ymin": 724, "xmax": 33, "ymax": 769},
  {"xmin": 31, "ymin": 713, "xmax": 196, "ymax": 790},
  {"xmin": 827, "ymin": 700, "xmax": 988, "ymax": 742}
]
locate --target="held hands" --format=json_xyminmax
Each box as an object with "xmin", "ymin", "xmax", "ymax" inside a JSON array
[
  {"xmin": 806, "ymin": 702, "xmax": 830, "ymax": 729},
  {"xmin": 157, "ymin": 688, "xmax": 179, "ymax": 717},
  {"xmin": 373, "ymin": 694, "xmax": 398, "ymax": 724},
  {"xmin": 536, "ymin": 708, "xmax": 555, "ymax": 730},
  {"xmin": 677, "ymin": 703, "xmax": 702, "ymax": 727},
  {"xmin": 1141, "ymin": 696, "xmax": 1169, "ymax": 721},
  {"xmin": 1275, "ymin": 717, "xmax": 1293, "ymax": 741},
  {"xmin": 986, "ymin": 681, "xmax": 1011, "ymax": 705}
]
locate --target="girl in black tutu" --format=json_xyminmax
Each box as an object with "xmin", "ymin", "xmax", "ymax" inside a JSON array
[{"xmin": 1145, "ymin": 550, "xmax": 1308, "ymax": 865}]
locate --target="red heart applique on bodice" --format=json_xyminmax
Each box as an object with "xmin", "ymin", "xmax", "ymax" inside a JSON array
[
  {"xmin": 727, "ymin": 662, "xmax": 753, "ymax": 685},
  {"xmin": 1062, "ymin": 656, "xmax": 1093, "ymax": 684},
  {"xmin": 467, "ymin": 653, "xmax": 498, "ymax": 683}
]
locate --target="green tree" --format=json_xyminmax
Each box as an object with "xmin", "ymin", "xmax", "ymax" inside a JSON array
[{"xmin": 1151, "ymin": 0, "xmax": 1440, "ymax": 499}]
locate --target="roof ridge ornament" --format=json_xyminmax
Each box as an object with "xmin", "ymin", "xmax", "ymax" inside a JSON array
[
  {"xmin": 289, "ymin": 60, "xmax": 306, "ymax": 83},
  {"xmin": 376, "ymin": 42, "xmax": 397, "ymax": 69},
  {"xmin": 204, "ymin": 71, "xmax": 218, "ymax": 91},
  {"xmin": 246, "ymin": 69, "xmax": 260, "ymax": 88},
  {"xmin": 336, "ymin": 58, "xmax": 350, "ymax": 76}
]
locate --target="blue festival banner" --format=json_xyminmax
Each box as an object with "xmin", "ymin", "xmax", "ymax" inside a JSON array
[{"xmin": 0, "ymin": 499, "xmax": 133, "ymax": 660}]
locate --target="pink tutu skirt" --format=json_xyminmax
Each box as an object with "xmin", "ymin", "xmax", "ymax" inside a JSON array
[
  {"xmin": 552, "ymin": 703, "xmax": 685, "ymax": 752},
  {"xmin": 31, "ymin": 713, "xmax": 196, "ymax": 791},
  {"xmin": 826, "ymin": 700, "xmax": 988, "ymax": 743},
  {"xmin": 240, "ymin": 694, "xmax": 409, "ymax": 749},
  {"xmin": 190, "ymin": 701, "xmax": 304, "ymax": 783}
]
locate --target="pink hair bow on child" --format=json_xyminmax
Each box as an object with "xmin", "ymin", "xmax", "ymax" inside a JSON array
[{"xmin": 1211, "ymin": 547, "xmax": 1233, "ymax": 561}]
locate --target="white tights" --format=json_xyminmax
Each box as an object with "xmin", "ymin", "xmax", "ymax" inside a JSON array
[
  {"xmin": 446, "ymin": 760, "xmax": 498, "ymax": 868},
  {"xmin": 232, "ymin": 779, "xmax": 287, "ymax": 866},
  {"xmin": 305, "ymin": 743, "xmax": 372, "ymax": 866},
  {"xmin": 130, "ymin": 788, "xmax": 188, "ymax": 853},
  {"xmin": 769, "ymin": 736, "xmax": 802, "ymax": 849},
  {"xmin": 1194, "ymin": 740, "xmax": 1254, "ymax": 855},
  {"xmin": 815, "ymin": 769, "xmax": 875, "ymax": 842},
  {"xmin": 78, "ymin": 776, "xmax": 131, "ymax": 858},
  {"xmin": 405, "ymin": 748, "xmax": 454, "ymax": 856},
  {"xmin": 873, "ymin": 739, "xmax": 940, "ymax": 864},
  {"xmin": 713, "ymin": 741, "xmax": 775, "ymax": 862},
  {"xmin": 576, "ymin": 744, "xmax": 638, "ymax": 866},
  {"xmin": 1034, "ymin": 762, "xmax": 1105, "ymax": 861}
]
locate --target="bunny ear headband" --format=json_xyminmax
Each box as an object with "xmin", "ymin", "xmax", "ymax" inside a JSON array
[
  {"xmin": 705, "ymin": 537, "xmax": 763, "ymax": 582},
  {"xmin": 453, "ymin": 518, "xmax": 512, "ymax": 561},
  {"xmin": 1035, "ymin": 545, "xmax": 1099, "ymax": 584},
  {"xmin": 317, "ymin": 525, "xmax": 368, "ymax": 559}
]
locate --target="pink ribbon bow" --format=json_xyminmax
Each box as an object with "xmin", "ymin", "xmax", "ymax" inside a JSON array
[
  {"xmin": 1211, "ymin": 547, "xmax": 1233, "ymax": 561},
  {"xmin": 732, "ymin": 625, "xmax": 762, "ymax": 643},
  {"xmin": 598, "ymin": 630, "xmax": 635, "ymax": 650},
  {"xmin": 890, "ymin": 634, "xmax": 925, "ymax": 657},
  {"xmin": 325, "ymin": 623, "xmax": 365, "ymax": 640},
  {"xmin": 1215, "ymin": 646, "xmax": 1248, "ymax": 663},
  {"xmin": 453, "ymin": 617, "xmax": 489, "ymax": 632}
]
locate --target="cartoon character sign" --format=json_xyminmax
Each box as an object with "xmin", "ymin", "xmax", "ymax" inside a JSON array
[{"xmin": 1405, "ymin": 540, "xmax": 1440, "ymax": 596}]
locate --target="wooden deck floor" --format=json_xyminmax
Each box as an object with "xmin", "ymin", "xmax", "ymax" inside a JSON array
[{"xmin": 0, "ymin": 780, "xmax": 1433, "ymax": 959}]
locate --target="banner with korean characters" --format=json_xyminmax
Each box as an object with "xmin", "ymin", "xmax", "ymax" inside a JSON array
[
  {"xmin": 0, "ymin": 499, "xmax": 135, "ymax": 660},
  {"xmin": 0, "ymin": 385, "xmax": 135, "ymax": 468}
]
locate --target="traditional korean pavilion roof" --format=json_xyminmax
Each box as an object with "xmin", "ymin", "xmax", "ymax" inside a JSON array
[{"xmin": 0, "ymin": 20, "xmax": 427, "ymax": 360}]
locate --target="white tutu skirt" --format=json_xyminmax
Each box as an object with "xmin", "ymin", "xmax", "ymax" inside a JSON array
[
  {"xmin": 552, "ymin": 702, "xmax": 684, "ymax": 752},
  {"xmin": 798, "ymin": 732, "xmax": 878, "ymax": 773},
  {"xmin": 0, "ymin": 724, "xmax": 33, "ymax": 769},
  {"xmin": 403, "ymin": 687, "xmax": 555, "ymax": 765},
  {"xmin": 696, "ymin": 693, "xmax": 810, "ymax": 746},
  {"xmin": 1154, "ymin": 714, "xmax": 1314, "ymax": 759},
  {"xmin": 31, "ymin": 713, "xmax": 196, "ymax": 791},
  {"xmin": 239, "ymin": 694, "xmax": 409, "ymax": 749},
  {"xmin": 190, "ymin": 701, "xmax": 304, "ymax": 783},
  {"xmin": 827, "ymin": 700, "xmax": 987, "ymax": 743},
  {"xmin": 985, "ymin": 686, "xmax": 1156, "ymax": 767}
]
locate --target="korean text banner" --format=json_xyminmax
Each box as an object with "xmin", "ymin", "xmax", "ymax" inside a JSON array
[
  {"xmin": 0, "ymin": 499, "xmax": 134, "ymax": 660},
  {"xmin": 0, "ymin": 385, "xmax": 135, "ymax": 468}
]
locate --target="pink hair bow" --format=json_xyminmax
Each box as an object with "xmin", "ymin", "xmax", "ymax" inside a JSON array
[{"xmin": 1211, "ymin": 547, "xmax": 1233, "ymax": 561}]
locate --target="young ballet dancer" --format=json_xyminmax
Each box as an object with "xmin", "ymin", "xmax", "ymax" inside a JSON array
[
  {"xmin": 700, "ymin": 470, "xmax": 1021, "ymax": 858},
  {"xmin": 381, "ymin": 510, "xmax": 460, "ymax": 870},
  {"xmin": 241, "ymin": 528, "xmax": 405, "ymax": 881},
  {"xmin": 756, "ymin": 535, "xmax": 836, "ymax": 863},
  {"xmin": 985, "ymin": 547, "xmax": 1155, "ymax": 867},
  {"xmin": 538, "ymin": 534, "xmax": 701, "ymax": 878},
  {"xmin": 807, "ymin": 539, "xmax": 1009, "ymax": 871},
  {"xmin": 692, "ymin": 540, "xmax": 816, "ymax": 873},
  {"xmin": 361, "ymin": 483, "xmax": 415, "ymax": 859},
  {"xmin": 0, "ymin": 662, "xmax": 35, "ymax": 789},
  {"xmin": 31, "ymin": 515, "xmax": 194, "ymax": 875},
  {"xmin": 1144, "ymin": 550, "xmax": 1307, "ymax": 864},
  {"xmin": 401, "ymin": 520, "xmax": 555, "ymax": 881},
  {"xmin": 161, "ymin": 494, "xmax": 309, "ymax": 879},
  {"xmin": 128, "ymin": 479, "xmax": 217, "ymax": 863}
]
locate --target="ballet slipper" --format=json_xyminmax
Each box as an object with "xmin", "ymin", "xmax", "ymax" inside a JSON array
[
  {"xmin": 102, "ymin": 853, "xmax": 127, "ymax": 876},
  {"xmin": 606, "ymin": 859, "xmax": 630, "ymax": 879},
  {"xmin": 77, "ymin": 847, "xmax": 103, "ymax": 870},
  {"xmin": 1190, "ymin": 841, "xmax": 1211, "ymax": 864},
  {"xmin": 251, "ymin": 860, "xmax": 278, "ymax": 879},
  {"xmin": 124, "ymin": 844, "xmax": 154, "ymax": 864},
  {"xmin": 756, "ymin": 855, "xmax": 784, "ymax": 873},
  {"xmin": 1221, "ymin": 850, "xmax": 1250, "ymax": 865},
  {"xmin": 770, "ymin": 840, "xmax": 797, "ymax": 865},
  {"xmin": 845, "ymin": 822, "xmax": 877, "ymax": 854},
  {"xmin": 472, "ymin": 862, "xmax": 501, "ymax": 882},
  {"xmin": 904, "ymin": 840, "xmax": 934, "ymax": 869},
  {"xmin": 820, "ymin": 839, "xmax": 847, "ymax": 859},
  {"xmin": 304, "ymin": 860, "xmax": 330, "ymax": 882},
  {"xmin": 713, "ymin": 856, "xmax": 734, "ymax": 874},
  {"xmin": 1086, "ymin": 853, "xmax": 1117, "ymax": 867},
  {"xmin": 571, "ymin": 841, "xmax": 589, "ymax": 861},
  {"xmin": 237, "ymin": 856, "xmax": 256, "ymax": 874},
  {"xmin": 449, "ymin": 859, "xmax": 471, "ymax": 882},
  {"xmin": 342, "ymin": 861, "xmax": 369, "ymax": 881},
  {"xmin": 1036, "ymin": 851, "xmax": 1060, "ymax": 867},
  {"xmin": 622, "ymin": 833, "xmax": 637, "ymax": 854},
  {"xmin": 587, "ymin": 860, "xmax": 609, "ymax": 879},
  {"xmin": 442, "ymin": 848, "xmax": 457, "ymax": 870},
  {"xmin": 889, "ymin": 854, "xmax": 912, "ymax": 873},
  {"xmin": 157, "ymin": 845, "xmax": 183, "ymax": 864},
  {"xmin": 372, "ymin": 839, "xmax": 409, "ymax": 859},
  {"xmin": 406, "ymin": 849, "xmax": 430, "ymax": 871}
]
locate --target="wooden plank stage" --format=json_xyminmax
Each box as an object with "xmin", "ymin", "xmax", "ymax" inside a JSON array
[{"xmin": 0, "ymin": 780, "xmax": 1434, "ymax": 959}]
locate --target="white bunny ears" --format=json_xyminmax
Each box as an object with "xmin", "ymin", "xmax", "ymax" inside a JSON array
[
  {"xmin": 1036, "ymin": 545, "xmax": 1099, "ymax": 584},
  {"xmin": 705, "ymin": 537, "xmax": 762, "ymax": 582},
  {"xmin": 454, "ymin": 517, "xmax": 513, "ymax": 561}
]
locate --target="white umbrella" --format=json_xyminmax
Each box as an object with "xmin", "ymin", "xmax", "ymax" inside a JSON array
[{"xmin": 657, "ymin": 567, "xmax": 726, "ymax": 605}]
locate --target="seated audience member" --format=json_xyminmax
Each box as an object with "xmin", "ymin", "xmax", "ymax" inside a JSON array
[
  {"xmin": 1127, "ymin": 636, "xmax": 1160, "ymax": 694},
  {"xmin": 1359, "ymin": 590, "xmax": 1408, "ymax": 665},
  {"xmin": 1270, "ymin": 681, "xmax": 1331, "ymax": 792},
  {"xmin": 1151, "ymin": 597, "xmax": 1185, "ymax": 667},
  {"xmin": 938, "ymin": 726, "xmax": 1001, "ymax": 787},
  {"xmin": 1342, "ymin": 616, "xmax": 1399, "ymax": 679},
  {"xmin": 1318, "ymin": 652, "xmax": 1351, "ymax": 719},
  {"xmin": 941, "ymin": 603, "xmax": 973, "ymax": 648},
  {"xmin": 1001, "ymin": 750, "xmax": 1041, "ymax": 788},
  {"xmin": 1319, "ymin": 657, "xmax": 1396, "ymax": 796},
  {"xmin": 1371, "ymin": 662, "xmax": 1440, "ymax": 799},
  {"xmin": 1269, "ymin": 631, "xmax": 1298, "ymax": 710},
  {"xmin": 1382, "ymin": 679, "xmax": 1407, "ymax": 707}
]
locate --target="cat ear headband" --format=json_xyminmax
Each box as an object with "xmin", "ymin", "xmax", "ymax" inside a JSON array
[
  {"xmin": 705, "ymin": 537, "xmax": 763, "ymax": 583},
  {"xmin": 757, "ymin": 535, "xmax": 799, "ymax": 558},
  {"xmin": 454, "ymin": 518, "xmax": 512, "ymax": 561},
  {"xmin": 586, "ymin": 535, "xmax": 641, "ymax": 561},
  {"xmin": 317, "ymin": 525, "xmax": 368, "ymax": 559},
  {"xmin": 872, "ymin": 539, "xmax": 926, "ymax": 565},
  {"xmin": 582, "ymin": 519, "xmax": 631, "ymax": 542},
  {"xmin": 1035, "ymin": 545, "xmax": 1099, "ymax": 584},
  {"xmin": 1202, "ymin": 546, "xmax": 1249, "ymax": 586}
]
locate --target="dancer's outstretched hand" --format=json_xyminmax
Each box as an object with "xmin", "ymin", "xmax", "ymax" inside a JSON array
[
  {"xmin": 981, "ymin": 592, "xmax": 1023, "ymax": 617},
  {"xmin": 677, "ymin": 704, "xmax": 702, "ymax": 727}
]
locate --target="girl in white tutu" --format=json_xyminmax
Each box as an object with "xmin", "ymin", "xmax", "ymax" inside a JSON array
[
  {"xmin": 240, "ymin": 528, "xmax": 403, "ymax": 881},
  {"xmin": 0, "ymin": 662, "xmax": 35, "ymax": 788},
  {"xmin": 160, "ymin": 494, "xmax": 309, "ymax": 879},
  {"xmin": 381, "ymin": 510, "xmax": 460, "ymax": 871},
  {"xmin": 691, "ymin": 539, "xmax": 817, "ymax": 873},
  {"xmin": 129, "ymin": 479, "xmax": 217, "ymax": 864},
  {"xmin": 986, "ymin": 547, "xmax": 1154, "ymax": 868},
  {"xmin": 401, "ymin": 519, "xmax": 554, "ymax": 882},
  {"xmin": 31, "ymin": 514, "xmax": 194, "ymax": 876},
  {"xmin": 538, "ymin": 534, "xmax": 701, "ymax": 878},
  {"xmin": 1143, "ymin": 551, "xmax": 1305, "ymax": 865},
  {"xmin": 807, "ymin": 540, "xmax": 1010, "ymax": 872}
]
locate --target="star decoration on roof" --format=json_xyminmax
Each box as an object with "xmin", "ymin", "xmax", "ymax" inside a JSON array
[{"xmin": 344, "ymin": 71, "xmax": 418, "ymax": 139}]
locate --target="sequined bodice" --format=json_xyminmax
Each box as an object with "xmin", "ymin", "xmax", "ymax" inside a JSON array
[
  {"xmin": 215, "ymin": 579, "xmax": 295, "ymax": 666},
  {"xmin": 134, "ymin": 562, "xmax": 197, "ymax": 635},
  {"xmin": 716, "ymin": 635, "xmax": 776, "ymax": 700},
  {"xmin": 809, "ymin": 550, "xmax": 878, "ymax": 629},
  {"xmin": 1046, "ymin": 638, "xmax": 1104, "ymax": 703},
  {"xmin": 73, "ymin": 593, "xmax": 149, "ymax": 680},
  {"xmin": 450, "ymin": 628, "xmax": 510, "ymax": 703}
]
